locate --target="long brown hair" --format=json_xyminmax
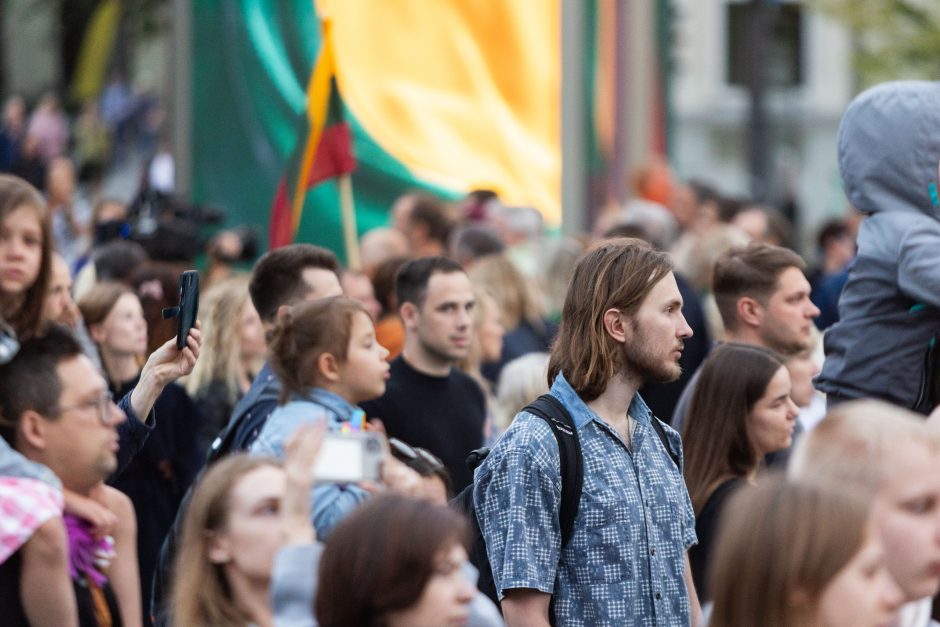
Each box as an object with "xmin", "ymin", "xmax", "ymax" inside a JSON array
[
  {"xmin": 682, "ymin": 343, "xmax": 785, "ymax": 512},
  {"xmin": 547, "ymin": 238, "xmax": 672, "ymax": 401},
  {"xmin": 171, "ymin": 455, "xmax": 281, "ymax": 626},
  {"xmin": 315, "ymin": 495, "xmax": 470, "ymax": 627},
  {"xmin": 710, "ymin": 475, "xmax": 869, "ymax": 627},
  {"xmin": 268, "ymin": 297, "xmax": 369, "ymax": 404},
  {"xmin": 0, "ymin": 175, "xmax": 52, "ymax": 339}
]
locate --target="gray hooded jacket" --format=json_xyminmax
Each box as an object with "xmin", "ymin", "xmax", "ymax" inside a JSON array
[{"xmin": 816, "ymin": 81, "xmax": 940, "ymax": 413}]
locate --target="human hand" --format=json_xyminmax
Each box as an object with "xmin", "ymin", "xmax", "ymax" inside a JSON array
[
  {"xmin": 63, "ymin": 489, "xmax": 117, "ymax": 539},
  {"xmin": 281, "ymin": 423, "xmax": 326, "ymax": 545},
  {"xmin": 142, "ymin": 322, "xmax": 202, "ymax": 386}
]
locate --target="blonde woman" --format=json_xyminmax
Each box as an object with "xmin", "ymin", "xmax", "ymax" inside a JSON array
[
  {"xmin": 468, "ymin": 254, "xmax": 554, "ymax": 382},
  {"xmin": 184, "ymin": 274, "xmax": 266, "ymax": 451}
]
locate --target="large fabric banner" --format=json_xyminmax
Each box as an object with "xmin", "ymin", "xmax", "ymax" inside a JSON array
[{"xmin": 191, "ymin": 1, "xmax": 561, "ymax": 259}]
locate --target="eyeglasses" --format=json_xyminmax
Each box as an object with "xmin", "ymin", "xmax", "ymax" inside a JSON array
[
  {"xmin": 50, "ymin": 391, "xmax": 118, "ymax": 426},
  {"xmin": 389, "ymin": 437, "xmax": 445, "ymax": 471}
]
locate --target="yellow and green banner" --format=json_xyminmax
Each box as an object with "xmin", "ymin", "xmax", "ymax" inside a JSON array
[{"xmin": 191, "ymin": 1, "xmax": 562, "ymax": 259}]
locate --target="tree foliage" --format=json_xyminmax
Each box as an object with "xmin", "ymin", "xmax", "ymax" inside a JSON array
[{"xmin": 813, "ymin": 0, "xmax": 940, "ymax": 87}]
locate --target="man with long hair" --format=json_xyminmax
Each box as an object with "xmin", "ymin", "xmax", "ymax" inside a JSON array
[{"xmin": 474, "ymin": 238, "xmax": 702, "ymax": 626}]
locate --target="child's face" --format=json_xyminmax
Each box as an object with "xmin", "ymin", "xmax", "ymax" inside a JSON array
[
  {"xmin": 871, "ymin": 440, "xmax": 940, "ymax": 601},
  {"xmin": 336, "ymin": 311, "xmax": 390, "ymax": 404},
  {"xmin": 0, "ymin": 204, "xmax": 42, "ymax": 299}
]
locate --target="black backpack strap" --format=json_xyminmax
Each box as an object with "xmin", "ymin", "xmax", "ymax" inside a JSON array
[
  {"xmin": 649, "ymin": 415, "xmax": 680, "ymax": 470},
  {"xmin": 522, "ymin": 394, "xmax": 583, "ymax": 548}
]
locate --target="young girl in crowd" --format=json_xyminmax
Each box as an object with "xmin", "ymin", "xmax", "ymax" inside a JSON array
[
  {"xmin": 0, "ymin": 173, "xmax": 52, "ymax": 339},
  {"xmin": 249, "ymin": 297, "xmax": 390, "ymax": 534},
  {"xmin": 682, "ymin": 343, "xmax": 799, "ymax": 598},
  {"xmin": 316, "ymin": 494, "xmax": 477, "ymax": 627},
  {"xmin": 709, "ymin": 476, "xmax": 903, "ymax": 627}
]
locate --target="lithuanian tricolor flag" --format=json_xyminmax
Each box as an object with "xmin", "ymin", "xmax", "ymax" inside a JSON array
[
  {"xmin": 191, "ymin": 1, "xmax": 561, "ymax": 257},
  {"xmin": 268, "ymin": 18, "xmax": 355, "ymax": 249}
]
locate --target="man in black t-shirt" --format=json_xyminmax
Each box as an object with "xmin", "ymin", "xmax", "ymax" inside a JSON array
[{"xmin": 362, "ymin": 256, "xmax": 485, "ymax": 491}]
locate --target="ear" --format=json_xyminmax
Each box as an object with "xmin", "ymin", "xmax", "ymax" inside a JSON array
[
  {"xmin": 399, "ymin": 302, "xmax": 419, "ymax": 329},
  {"xmin": 602, "ymin": 308, "xmax": 628, "ymax": 345},
  {"xmin": 274, "ymin": 304, "xmax": 292, "ymax": 323},
  {"xmin": 317, "ymin": 352, "xmax": 342, "ymax": 383},
  {"xmin": 88, "ymin": 323, "xmax": 107, "ymax": 345},
  {"xmin": 19, "ymin": 409, "xmax": 48, "ymax": 452},
  {"xmin": 736, "ymin": 296, "xmax": 764, "ymax": 328},
  {"xmin": 206, "ymin": 532, "xmax": 232, "ymax": 565}
]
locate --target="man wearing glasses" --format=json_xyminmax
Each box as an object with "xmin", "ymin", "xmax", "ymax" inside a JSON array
[{"xmin": 0, "ymin": 325, "xmax": 131, "ymax": 626}]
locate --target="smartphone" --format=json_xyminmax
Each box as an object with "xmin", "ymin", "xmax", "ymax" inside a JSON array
[
  {"xmin": 161, "ymin": 270, "xmax": 199, "ymax": 349},
  {"xmin": 314, "ymin": 431, "xmax": 384, "ymax": 483}
]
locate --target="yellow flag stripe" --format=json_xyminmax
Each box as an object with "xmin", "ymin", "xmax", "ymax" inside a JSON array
[{"xmin": 290, "ymin": 18, "xmax": 336, "ymax": 235}]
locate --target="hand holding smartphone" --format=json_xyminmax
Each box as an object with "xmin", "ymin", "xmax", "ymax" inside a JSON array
[{"xmin": 162, "ymin": 270, "xmax": 199, "ymax": 349}]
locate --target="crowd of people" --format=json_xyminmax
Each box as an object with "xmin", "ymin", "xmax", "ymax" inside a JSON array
[{"xmin": 1, "ymin": 79, "xmax": 939, "ymax": 627}]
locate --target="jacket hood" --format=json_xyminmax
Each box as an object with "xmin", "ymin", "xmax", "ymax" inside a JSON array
[{"xmin": 838, "ymin": 81, "xmax": 940, "ymax": 218}]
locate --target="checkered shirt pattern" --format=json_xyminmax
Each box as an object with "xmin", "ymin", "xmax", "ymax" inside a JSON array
[
  {"xmin": 0, "ymin": 477, "xmax": 64, "ymax": 564},
  {"xmin": 473, "ymin": 373, "xmax": 697, "ymax": 626}
]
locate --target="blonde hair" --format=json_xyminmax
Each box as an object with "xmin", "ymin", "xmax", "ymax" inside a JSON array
[
  {"xmin": 788, "ymin": 400, "xmax": 940, "ymax": 496},
  {"xmin": 494, "ymin": 352, "xmax": 549, "ymax": 431},
  {"xmin": 171, "ymin": 455, "xmax": 281, "ymax": 626},
  {"xmin": 468, "ymin": 254, "xmax": 543, "ymax": 330},
  {"xmin": 185, "ymin": 275, "xmax": 254, "ymax": 404},
  {"xmin": 710, "ymin": 475, "xmax": 869, "ymax": 627},
  {"xmin": 457, "ymin": 288, "xmax": 499, "ymax": 392}
]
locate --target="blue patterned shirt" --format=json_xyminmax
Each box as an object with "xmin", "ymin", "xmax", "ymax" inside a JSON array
[{"xmin": 473, "ymin": 373, "xmax": 697, "ymax": 626}]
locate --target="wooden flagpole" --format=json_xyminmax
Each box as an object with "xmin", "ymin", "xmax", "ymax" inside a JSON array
[{"xmin": 339, "ymin": 173, "xmax": 360, "ymax": 269}]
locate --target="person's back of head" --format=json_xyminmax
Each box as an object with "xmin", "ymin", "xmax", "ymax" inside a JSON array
[
  {"xmin": 712, "ymin": 243, "xmax": 806, "ymax": 336},
  {"xmin": 93, "ymin": 239, "xmax": 149, "ymax": 283},
  {"xmin": 788, "ymin": 400, "xmax": 935, "ymax": 497},
  {"xmin": 359, "ymin": 227, "xmax": 409, "ymax": 279},
  {"xmin": 449, "ymin": 223, "xmax": 504, "ymax": 268},
  {"xmin": 394, "ymin": 192, "xmax": 454, "ymax": 251},
  {"xmin": 248, "ymin": 243, "xmax": 340, "ymax": 324},
  {"xmin": 547, "ymin": 237, "xmax": 678, "ymax": 402},
  {"xmin": 495, "ymin": 352, "xmax": 550, "ymax": 431},
  {"xmin": 315, "ymin": 494, "xmax": 471, "ymax": 627},
  {"xmin": 373, "ymin": 255, "xmax": 412, "ymax": 318},
  {"xmin": 710, "ymin": 475, "xmax": 877, "ymax": 627},
  {"xmin": 467, "ymin": 253, "xmax": 541, "ymax": 330},
  {"xmin": 790, "ymin": 400, "xmax": 940, "ymax": 603},
  {"xmin": 184, "ymin": 274, "xmax": 254, "ymax": 401}
]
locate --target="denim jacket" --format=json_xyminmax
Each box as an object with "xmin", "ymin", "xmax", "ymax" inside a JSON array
[{"xmin": 250, "ymin": 388, "xmax": 369, "ymax": 538}]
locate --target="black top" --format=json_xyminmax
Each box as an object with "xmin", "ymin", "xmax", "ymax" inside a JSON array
[
  {"xmin": 109, "ymin": 377, "xmax": 202, "ymax": 627},
  {"xmin": 361, "ymin": 356, "xmax": 486, "ymax": 492},
  {"xmin": 0, "ymin": 549, "xmax": 123, "ymax": 626},
  {"xmin": 689, "ymin": 477, "xmax": 745, "ymax": 601}
]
